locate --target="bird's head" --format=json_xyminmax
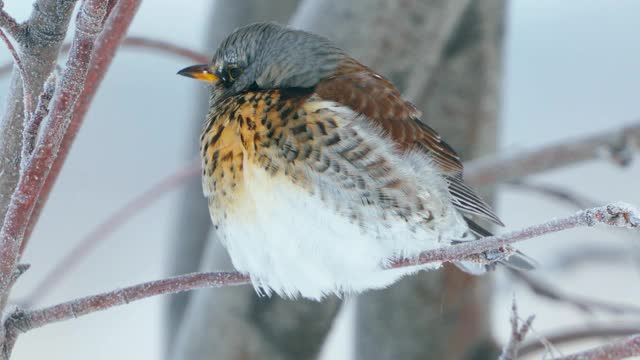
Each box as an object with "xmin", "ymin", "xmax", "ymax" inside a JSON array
[{"xmin": 177, "ymin": 22, "xmax": 345, "ymax": 104}]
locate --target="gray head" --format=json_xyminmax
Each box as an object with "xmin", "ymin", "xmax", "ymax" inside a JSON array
[{"xmin": 177, "ymin": 22, "xmax": 346, "ymax": 104}]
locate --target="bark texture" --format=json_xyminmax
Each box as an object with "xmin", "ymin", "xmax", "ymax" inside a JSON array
[{"xmin": 0, "ymin": 0, "xmax": 76, "ymax": 225}]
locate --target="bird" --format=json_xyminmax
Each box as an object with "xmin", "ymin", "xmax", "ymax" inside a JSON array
[{"xmin": 177, "ymin": 22, "xmax": 534, "ymax": 300}]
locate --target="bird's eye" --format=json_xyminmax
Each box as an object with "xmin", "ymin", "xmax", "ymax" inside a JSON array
[{"xmin": 227, "ymin": 65, "xmax": 242, "ymax": 81}]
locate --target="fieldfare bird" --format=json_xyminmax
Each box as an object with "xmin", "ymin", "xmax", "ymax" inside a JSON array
[{"xmin": 178, "ymin": 22, "xmax": 534, "ymax": 300}]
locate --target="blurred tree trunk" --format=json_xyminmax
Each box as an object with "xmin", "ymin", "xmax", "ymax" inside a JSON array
[
  {"xmin": 167, "ymin": 1, "xmax": 342, "ymax": 360},
  {"xmin": 168, "ymin": 0, "xmax": 506, "ymax": 359}
]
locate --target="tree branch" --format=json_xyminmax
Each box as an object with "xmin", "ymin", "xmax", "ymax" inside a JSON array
[
  {"xmin": 0, "ymin": 0, "xmax": 76, "ymax": 225},
  {"xmin": 553, "ymin": 334, "xmax": 640, "ymax": 360},
  {"xmin": 19, "ymin": 72, "xmax": 56, "ymax": 173},
  {"xmin": 20, "ymin": 0, "xmax": 141, "ymax": 252},
  {"xmin": 0, "ymin": 36, "xmax": 209, "ymax": 77},
  {"xmin": 519, "ymin": 324, "xmax": 640, "ymax": 358},
  {"xmin": 23, "ymin": 161, "xmax": 200, "ymax": 306},
  {"xmin": 464, "ymin": 120, "xmax": 640, "ymax": 187},
  {"xmin": 389, "ymin": 203, "xmax": 639, "ymax": 268},
  {"xmin": 0, "ymin": 202, "xmax": 633, "ymax": 353},
  {"xmin": 498, "ymin": 299, "xmax": 535, "ymax": 360},
  {"xmin": 0, "ymin": 0, "xmax": 108, "ymax": 299},
  {"xmin": 0, "ymin": 5, "xmax": 24, "ymax": 42},
  {"xmin": 0, "ymin": 29, "xmax": 31, "ymax": 115}
]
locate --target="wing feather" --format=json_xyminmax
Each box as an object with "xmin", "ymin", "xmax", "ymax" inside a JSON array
[{"xmin": 315, "ymin": 59, "xmax": 502, "ymax": 225}]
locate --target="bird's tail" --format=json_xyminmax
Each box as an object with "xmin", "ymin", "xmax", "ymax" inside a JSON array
[{"xmin": 452, "ymin": 217, "xmax": 537, "ymax": 275}]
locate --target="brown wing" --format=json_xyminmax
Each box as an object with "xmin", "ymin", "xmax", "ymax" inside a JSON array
[
  {"xmin": 315, "ymin": 59, "xmax": 503, "ymax": 226},
  {"xmin": 315, "ymin": 60, "xmax": 463, "ymax": 175}
]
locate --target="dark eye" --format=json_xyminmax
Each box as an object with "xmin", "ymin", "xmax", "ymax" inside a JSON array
[{"xmin": 227, "ymin": 65, "xmax": 242, "ymax": 81}]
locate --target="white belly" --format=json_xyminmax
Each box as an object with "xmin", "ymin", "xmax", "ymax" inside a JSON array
[{"xmin": 215, "ymin": 162, "xmax": 461, "ymax": 300}]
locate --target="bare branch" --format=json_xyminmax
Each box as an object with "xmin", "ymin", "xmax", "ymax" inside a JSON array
[
  {"xmin": 464, "ymin": 120, "xmax": 640, "ymax": 186},
  {"xmin": 19, "ymin": 72, "xmax": 56, "ymax": 172},
  {"xmin": 498, "ymin": 299, "xmax": 534, "ymax": 360},
  {"xmin": 5, "ymin": 272, "xmax": 250, "ymax": 339},
  {"xmin": 0, "ymin": 36, "xmax": 209, "ymax": 77},
  {"xmin": 20, "ymin": 0, "xmax": 142, "ymax": 252},
  {"xmin": 508, "ymin": 269, "xmax": 640, "ymax": 316},
  {"xmin": 0, "ymin": 0, "xmax": 108, "ymax": 298},
  {"xmin": 0, "ymin": 0, "xmax": 76, "ymax": 224},
  {"xmin": 0, "ymin": 29, "xmax": 31, "ymax": 115},
  {"xmin": 520, "ymin": 325, "xmax": 640, "ymax": 358},
  {"xmin": 552, "ymin": 334, "xmax": 640, "ymax": 360},
  {"xmin": 24, "ymin": 161, "xmax": 200, "ymax": 306},
  {"xmin": 0, "ymin": 202, "xmax": 633, "ymax": 347},
  {"xmin": 0, "ymin": 6, "xmax": 24, "ymax": 42},
  {"xmin": 389, "ymin": 203, "xmax": 639, "ymax": 269}
]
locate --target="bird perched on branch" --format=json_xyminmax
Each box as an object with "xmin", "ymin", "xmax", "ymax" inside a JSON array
[{"xmin": 178, "ymin": 22, "xmax": 534, "ymax": 300}]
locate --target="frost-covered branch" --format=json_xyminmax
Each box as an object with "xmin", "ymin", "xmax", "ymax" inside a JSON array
[
  {"xmin": 389, "ymin": 203, "xmax": 639, "ymax": 268},
  {"xmin": 0, "ymin": 29, "xmax": 31, "ymax": 115},
  {"xmin": 2, "ymin": 271, "xmax": 250, "ymax": 356},
  {"xmin": 519, "ymin": 324, "xmax": 640, "ymax": 358},
  {"xmin": 24, "ymin": 161, "xmax": 200, "ymax": 306},
  {"xmin": 464, "ymin": 120, "xmax": 640, "ymax": 186},
  {"xmin": 0, "ymin": 0, "xmax": 75, "ymax": 224},
  {"xmin": 498, "ymin": 299, "xmax": 534, "ymax": 360},
  {"xmin": 0, "ymin": 36, "xmax": 209, "ymax": 77},
  {"xmin": 0, "ymin": 0, "xmax": 108, "ymax": 305},
  {"xmin": 553, "ymin": 334, "xmax": 640, "ymax": 360},
  {"xmin": 21, "ymin": 1, "xmax": 144, "ymax": 249},
  {"xmin": 0, "ymin": 4, "xmax": 24, "ymax": 42},
  {"xmin": 0, "ymin": 202, "xmax": 632, "ymax": 354},
  {"xmin": 19, "ymin": 73, "xmax": 56, "ymax": 173}
]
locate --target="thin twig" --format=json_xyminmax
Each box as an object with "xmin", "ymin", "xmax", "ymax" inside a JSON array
[
  {"xmin": 388, "ymin": 202, "xmax": 639, "ymax": 269},
  {"xmin": 0, "ymin": 202, "xmax": 636, "ymax": 345},
  {"xmin": 499, "ymin": 299, "xmax": 535, "ymax": 360},
  {"xmin": 0, "ymin": 0, "xmax": 108, "ymax": 299},
  {"xmin": 0, "ymin": 35, "xmax": 209, "ymax": 77},
  {"xmin": 20, "ymin": 0, "xmax": 143, "ymax": 253},
  {"xmin": 19, "ymin": 72, "xmax": 56, "ymax": 173},
  {"xmin": 7, "ymin": 271, "xmax": 250, "ymax": 334},
  {"xmin": 464, "ymin": 120, "xmax": 640, "ymax": 187},
  {"xmin": 0, "ymin": 29, "xmax": 31, "ymax": 116},
  {"xmin": 0, "ymin": 5, "xmax": 24, "ymax": 42},
  {"xmin": 552, "ymin": 334, "xmax": 640, "ymax": 360},
  {"xmin": 520, "ymin": 325, "xmax": 640, "ymax": 358},
  {"xmin": 24, "ymin": 161, "xmax": 200, "ymax": 306}
]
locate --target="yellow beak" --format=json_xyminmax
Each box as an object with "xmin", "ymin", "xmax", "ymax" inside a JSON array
[{"xmin": 177, "ymin": 64, "xmax": 219, "ymax": 83}]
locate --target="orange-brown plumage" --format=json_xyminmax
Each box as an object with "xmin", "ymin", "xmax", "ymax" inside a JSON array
[{"xmin": 179, "ymin": 22, "xmax": 533, "ymax": 299}]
